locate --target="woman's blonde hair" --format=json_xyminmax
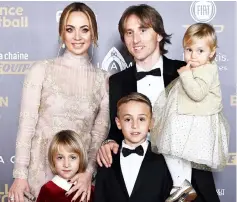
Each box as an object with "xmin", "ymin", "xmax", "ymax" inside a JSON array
[
  {"xmin": 183, "ymin": 23, "xmax": 217, "ymax": 61},
  {"xmin": 59, "ymin": 2, "xmax": 98, "ymax": 46},
  {"xmin": 48, "ymin": 130, "xmax": 88, "ymax": 174}
]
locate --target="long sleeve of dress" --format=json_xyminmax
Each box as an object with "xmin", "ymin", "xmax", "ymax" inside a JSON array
[
  {"xmin": 13, "ymin": 61, "xmax": 46, "ymax": 179},
  {"xmin": 86, "ymin": 73, "xmax": 110, "ymax": 174},
  {"xmin": 179, "ymin": 64, "xmax": 216, "ymax": 102}
]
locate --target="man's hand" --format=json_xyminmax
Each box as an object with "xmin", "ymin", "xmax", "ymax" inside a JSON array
[{"xmin": 96, "ymin": 141, "xmax": 119, "ymax": 167}]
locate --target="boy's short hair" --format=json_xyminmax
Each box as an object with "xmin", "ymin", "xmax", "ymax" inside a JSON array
[
  {"xmin": 183, "ymin": 23, "xmax": 217, "ymax": 61},
  {"xmin": 117, "ymin": 92, "xmax": 152, "ymax": 116},
  {"xmin": 48, "ymin": 130, "xmax": 88, "ymax": 174}
]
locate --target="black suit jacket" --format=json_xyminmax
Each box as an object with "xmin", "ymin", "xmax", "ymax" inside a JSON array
[
  {"xmin": 94, "ymin": 143, "xmax": 172, "ymax": 202},
  {"xmin": 107, "ymin": 56, "xmax": 220, "ymax": 202},
  {"xmin": 108, "ymin": 56, "xmax": 185, "ymax": 144}
]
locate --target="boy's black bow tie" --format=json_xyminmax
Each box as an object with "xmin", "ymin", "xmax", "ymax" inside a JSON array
[
  {"xmin": 122, "ymin": 145, "xmax": 144, "ymax": 157},
  {"xmin": 136, "ymin": 68, "xmax": 161, "ymax": 80}
]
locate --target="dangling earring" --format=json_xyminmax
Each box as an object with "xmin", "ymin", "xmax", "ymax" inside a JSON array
[
  {"xmin": 62, "ymin": 43, "xmax": 66, "ymax": 49},
  {"xmin": 58, "ymin": 37, "xmax": 65, "ymax": 47},
  {"xmin": 57, "ymin": 37, "xmax": 66, "ymax": 58},
  {"xmin": 89, "ymin": 43, "xmax": 95, "ymax": 62}
]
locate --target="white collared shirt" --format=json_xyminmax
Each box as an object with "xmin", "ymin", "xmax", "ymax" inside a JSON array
[
  {"xmin": 51, "ymin": 175, "xmax": 72, "ymax": 191},
  {"xmin": 120, "ymin": 140, "xmax": 149, "ymax": 196},
  {"xmin": 136, "ymin": 56, "xmax": 165, "ymax": 106}
]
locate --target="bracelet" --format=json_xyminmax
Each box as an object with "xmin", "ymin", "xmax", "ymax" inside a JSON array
[{"xmin": 101, "ymin": 139, "xmax": 116, "ymax": 146}]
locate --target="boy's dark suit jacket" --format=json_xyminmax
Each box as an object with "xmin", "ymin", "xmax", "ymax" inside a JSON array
[
  {"xmin": 94, "ymin": 143, "xmax": 172, "ymax": 202},
  {"xmin": 107, "ymin": 56, "xmax": 220, "ymax": 202}
]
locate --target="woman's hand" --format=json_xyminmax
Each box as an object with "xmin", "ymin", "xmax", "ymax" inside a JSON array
[
  {"xmin": 8, "ymin": 178, "xmax": 30, "ymax": 202},
  {"xmin": 66, "ymin": 171, "xmax": 92, "ymax": 202}
]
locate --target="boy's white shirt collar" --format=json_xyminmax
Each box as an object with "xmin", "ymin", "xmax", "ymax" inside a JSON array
[{"xmin": 51, "ymin": 175, "xmax": 72, "ymax": 191}]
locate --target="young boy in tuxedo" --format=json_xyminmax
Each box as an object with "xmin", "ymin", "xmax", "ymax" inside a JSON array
[{"xmin": 94, "ymin": 92, "xmax": 172, "ymax": 202}]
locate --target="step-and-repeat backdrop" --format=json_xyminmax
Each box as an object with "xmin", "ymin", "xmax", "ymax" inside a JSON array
[{"xmin": 0, "ymin": 1, "xmax": 236, "ymax": 201}]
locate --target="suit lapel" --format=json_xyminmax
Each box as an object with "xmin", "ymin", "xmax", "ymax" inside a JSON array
[
  {"xmin": 112, "ymin": 151, "xmax": 129, "ymax": 199},
  {"xmin": 122, "ymin": 65, "xmax": 137, "ymax": 94},
  {"xmin": 130, "ymin": 143, "xmax": 153, "ymax": 198},
  {"xmin": 163, "ymin": 56, "xmax": 175, "ymax": 87},
  {"xmin": 163, "ymin": 55, "xmax": 180, "ymax": 87}
]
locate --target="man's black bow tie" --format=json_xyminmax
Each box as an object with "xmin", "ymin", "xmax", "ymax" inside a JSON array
[
  {"xmin": 122, "ymin": 145, "xmax": 144, "ymax": 157},
  {"xmin": 136, "ymin": 68, "xmax": 161, "ymax": 80}
]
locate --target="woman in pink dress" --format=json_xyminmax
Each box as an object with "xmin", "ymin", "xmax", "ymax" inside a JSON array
[{"xmin": 8, "ymin": 2, "xmax": 109, "ymax": 202}]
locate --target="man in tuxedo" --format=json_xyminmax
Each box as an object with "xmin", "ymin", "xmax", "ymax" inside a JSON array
[
  {"xmin": 97, "ymin": 4, "xmax": 220, "ymax": 202},
  {"xmin": 94, "ymin": 93, "xmax": 172, "ymax": 202}
]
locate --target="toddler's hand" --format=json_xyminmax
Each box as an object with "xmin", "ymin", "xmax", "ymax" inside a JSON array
[{"xmin": 178, "ymin": 61, "xmax": 191, "ymax": 74}]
